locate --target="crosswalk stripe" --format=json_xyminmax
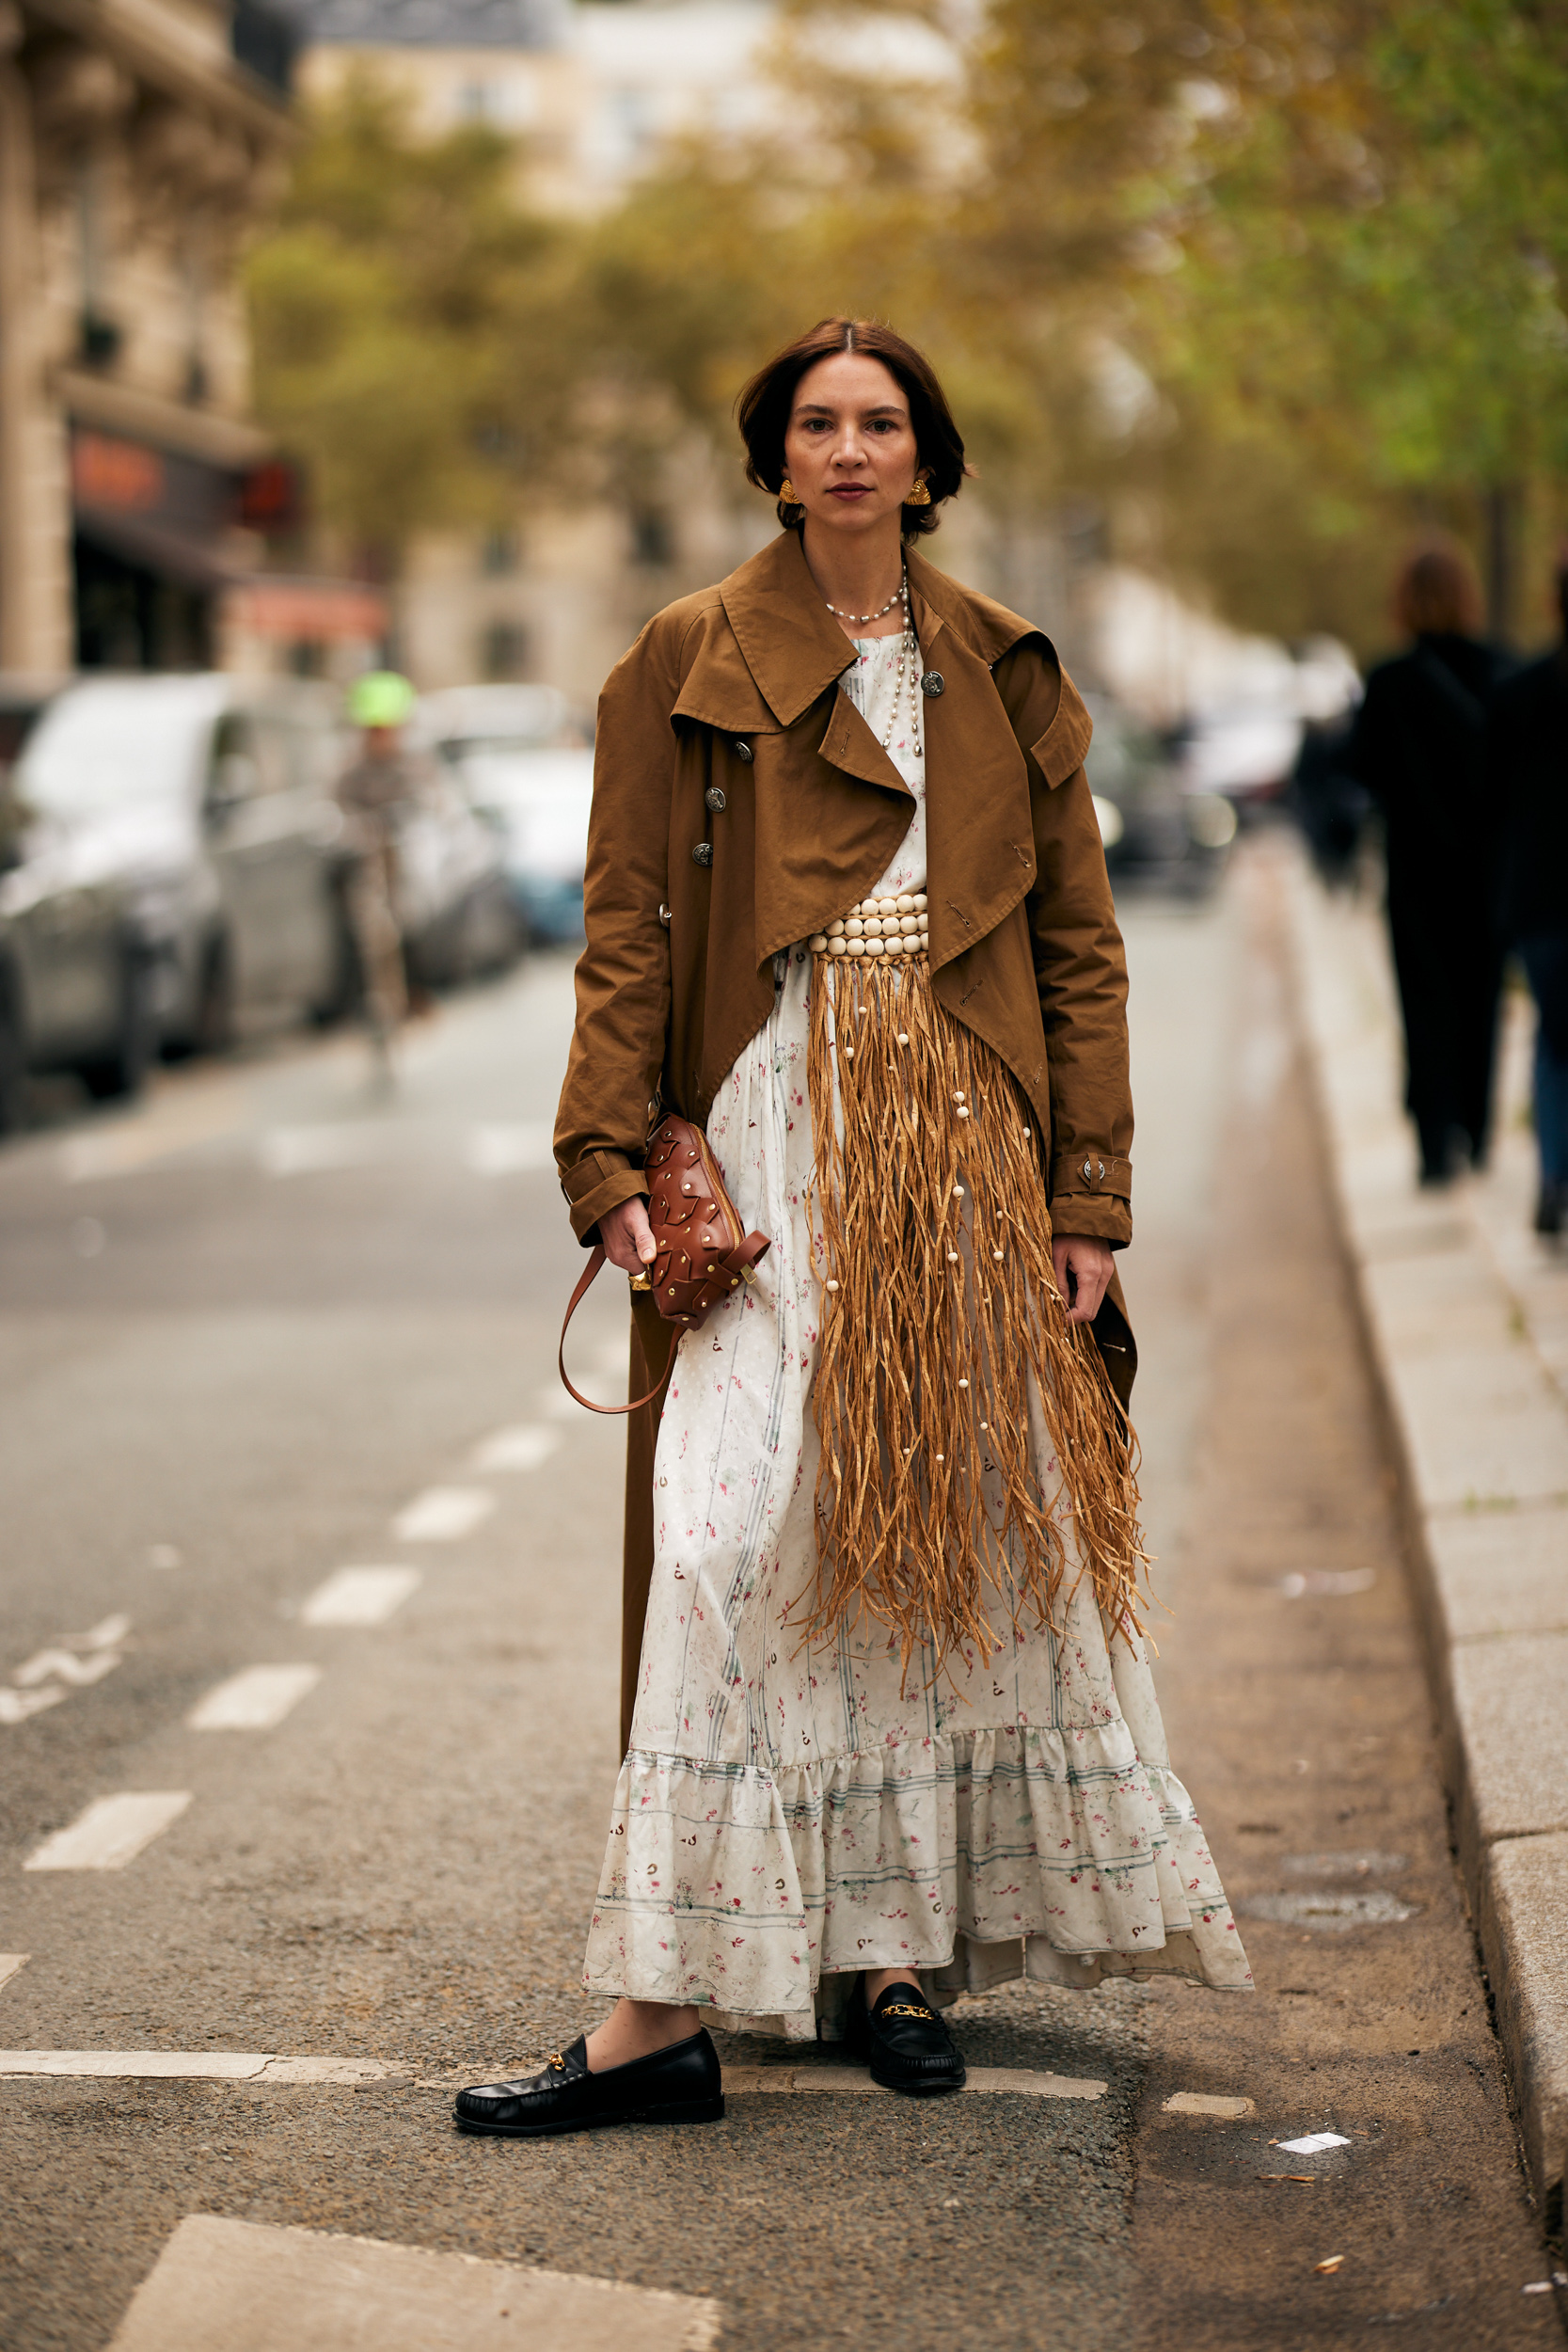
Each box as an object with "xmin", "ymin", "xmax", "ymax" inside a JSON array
[
  {"xmin": 107, "ymin": 2217, "xmax": 723, "ymax": 2352},
  {"xmin": 391, "ymin": 1487, "xmax": 494, "ymax": 1542},
  {"xmin": 24, "ymin": 1792, "xmax": 191, "ymax": 1872},
  {"xmin": 187, "ymin": 1666, "xmax": 323, "ymax": 1730},
  {"xmin": 467, "ymin": 1424, "xmax": 560, "ymax": 1473},
  {"xmin": 300, "ymin": 1568, "xmax": 420, "ymax": 1628}
]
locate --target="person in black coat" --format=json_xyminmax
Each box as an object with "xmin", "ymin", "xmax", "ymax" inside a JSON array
[
  {"xmin": 1349, "ymin": 541, "xmax": 1509, "ymax": 1184},
  {"xmin": 1491, "ymin": 558, "xmax": 1568, "ymax": 1234}
]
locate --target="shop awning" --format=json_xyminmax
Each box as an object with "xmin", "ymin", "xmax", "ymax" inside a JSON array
[{"xmin": 226, "ymin": 576, "xmax": 388, "ymax": 643}]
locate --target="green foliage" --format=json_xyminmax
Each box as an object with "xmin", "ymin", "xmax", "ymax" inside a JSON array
[
  {"xmin": 245, "ymin": 74, "xmax": 566, "ymax": 567},
  {"xmin": 249, "ymin": 10, "xmax": 1568, "ymax": 646}
]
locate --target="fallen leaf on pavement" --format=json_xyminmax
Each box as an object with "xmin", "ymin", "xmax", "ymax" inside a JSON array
[{"xmin": 1315, "ymin": 2255, "xmax": 1345, "ymax": 2275}]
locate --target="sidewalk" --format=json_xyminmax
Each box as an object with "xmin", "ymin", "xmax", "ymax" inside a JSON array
[{"xmin": 1287, "ymin": 842, "xmax": 1568, "ymax": 2231}]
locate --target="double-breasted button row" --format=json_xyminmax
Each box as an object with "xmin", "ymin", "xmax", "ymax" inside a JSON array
[
  {"xmin": 705, "ymin": 785, "xmax": 726, "ymax": 812},
  {"xmin": 732, "ymin": 739, "xmax": 753, "ymax": 761},
  {"xmin": 921, "ymin": 673, "xmax": 944, "ymax": 698}
]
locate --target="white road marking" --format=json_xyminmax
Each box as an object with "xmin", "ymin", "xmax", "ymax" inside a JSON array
[
  {"xmin": 391, "ymin": 1487, "xmax": 494, "ymax": 1542},
  {"xmin": 467, "ymin": 1424, "xmax": 560, "ymax": 1474},
  {"xmin": 1162, "ymin": 2091, "xmax": 1256, "ymax": 2120},
  {"xmin": 723, "ymin": 2064, "xmax": 1107, "ymax": 2099},
  {"xmin": 187, "ymin": 1665, "xmax": 323, "ymax": 1731},
  {"xmin": 0, "ymin": 2051, "xmax": 392, "ymax": 2083},
  {"xmin": 466, "ymin": 1121, "xmax": 555, "ymax": 1174},
  {"xmin": 300, "ymin": 1567, "xmax": 420, "ymax": 1628},
  {"xmin": 0, "ymin": 1689, "xmax": 69, "ymax": 1725},
  {"xmin": 24, "ymin": 1791, "xmax": 191, "ymax": 1872},
  {"xmin": 4, "ymin": 1612, "xmax": 130, "ymax": 1724},
  {"xmin": 0, "ymin": 1958, "xmax": 28, "ymax": 1994},
  {"xmin": 147, "ymin": 1545, "xmax": 182, "ymax": 1570},
  {"xmin": 1276, "ymin": 2130, "xmax": 1351, "ymax": 2154},
  {"xmin": 260, "ymin": 1126, "xmax": 386, "ymax": 1177},
  {"xmin": 11, "ymin": 1648, "xmax": 120, "ymax": 1690},
  {"xmin": 107, "ymin": 2217, "xmax": 722, "ymax": 2352}
]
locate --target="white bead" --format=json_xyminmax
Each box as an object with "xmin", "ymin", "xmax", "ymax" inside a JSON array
[
  {"xmin": 846, "ymin": 939, "xmax": 865, "ymax": 956},
  {"xmin": 900, "ymin": 914, "xmax": 919, "ymax": 934},
  {"xmin": 958, "ymin": 1377, "xmax": 969, "ymax": 1389},
  {"xmin": 992, "ymin": 1248, "xmax": 1004, "ymax": 1260},
  {"xmin": 883, "ymin": 935, "xmax": 903, "ymax": 957},
  {"xmin": 862, "ymin": 917, "xmax": 883, "ymax": 938},
  {"xmin": 808, "ymin": 935, "xmax": 829, "ymax": 953},
  {"xmin": 958, "ymin": 1105, "xmax": 971, "ymax": 1119},
  {"xmin": 896, "ymin": 894, "xmax": 915, "ymax": 914},
  {"xmin": 952, "ymin": 1184, "xmax": 964, "ymax": 1197},
  {"xmin": 877, "ymin": 897, "xmax": 899, "ymax": 916},
  {"xmin": 947, "ymin": 1251, "xmax": 958, "ymax": 1263},
  {"xmin": 955, "ymin": 1089, "xmax": 965, "ymax": 1101},
  {"xmin": 828, "ymin": 919, "xmax": 846, "ymax": 938},
  {"xmin": 864, "ymin": 937, "xmax": 885, "ymax": 956},
  {"xmin": 1022, "ymin": 1127, "xmax": 1030, "ymax": 1139},
  {"xmin": 826, "ymin": 1279, "xmax": 839, "ymax": 1291},
  {"xmin": 828, "ymin": 938, "xmax": 847, "ymax": 957},
  {"xmin": 913, "ymin": 893, "xmax": 928, "ymax": 912},
  {"xmin": 896, "ymin": 1031, "xmax": 910, "ymax": 1044}
]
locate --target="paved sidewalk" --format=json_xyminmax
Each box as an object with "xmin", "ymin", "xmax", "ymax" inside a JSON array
[{"xmin": 1288, "ymin": 842, "xmax": 1568, "ymax": 2232}]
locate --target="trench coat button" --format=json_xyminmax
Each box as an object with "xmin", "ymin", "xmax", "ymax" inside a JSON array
[
  {"xmin": 732, "ymin": 739, "xmax": 753, "ymax": 761},
  {"xmin": 692, "ymin": 841, "xmax": 713, "ymax": 867},
  {"xmin": 1082, "ymin": 1158, "xmax": 1093, "ymax": 1184},
  {"xmin": 657, "ymin": 903, "xmax": 672, "ymax": 926},
  {"xmin": 705, "ymin": 785, "xmax": 727, "ymax": 812},
  {"xmin": 920, "ymin": 673, "xmax": 944, "ymax": 697}
]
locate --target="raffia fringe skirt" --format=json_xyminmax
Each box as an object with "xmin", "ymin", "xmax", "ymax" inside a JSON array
[{"xmin": 804, "ymin": 950, "xmax": 1148, "ymax": 1682}]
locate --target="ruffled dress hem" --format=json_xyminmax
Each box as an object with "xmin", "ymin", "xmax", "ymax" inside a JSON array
[{"xmin": 582, "ymin": 1726, "xmax": 1253, "ymax": 2041}]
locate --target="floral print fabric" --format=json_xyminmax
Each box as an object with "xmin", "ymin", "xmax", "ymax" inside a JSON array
[{"xmin": 582, "ymin": 637, "xmax": 1252, "ymax": 2038}]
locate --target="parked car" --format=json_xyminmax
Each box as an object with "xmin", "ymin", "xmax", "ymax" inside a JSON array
[
  {"xmin": 1084, "ymin": 693, "xmax": 1236, "ymax": 892},
  {"xmin": 0, "ymin": 674, "xmax": 351, "ymax": 1103},
  {"xmin": 420, "ymin": 685, "xmax": 594, "ymax": 945},
  {"xmin": 394, "ymin": 750, "xmax": 524, "ymax": 985}
]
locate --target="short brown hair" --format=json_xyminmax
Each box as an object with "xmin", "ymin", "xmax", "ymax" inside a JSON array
[
  {"xmin": 736, "ymin": 317, "xmax": 967, "ymax": 538},
  {"xmin": 1394, "ymin": 538, "xmax": 1484, "ymax": 638}
]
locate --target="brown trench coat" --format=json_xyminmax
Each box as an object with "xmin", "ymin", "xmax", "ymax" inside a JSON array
[{"xmin": 553, "ymin": 530, "xmax": 1138, "ymax": 1748}]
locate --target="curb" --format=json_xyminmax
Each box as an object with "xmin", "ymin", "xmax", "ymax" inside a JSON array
[{"xmin": 1284, "ymin": 844, "xmax": 1568, "ymax": 2233}]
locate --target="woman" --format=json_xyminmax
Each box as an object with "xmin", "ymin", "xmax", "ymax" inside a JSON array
[
  {"xmin": 1349, "ymin": 540, "xmax": 1509, "ymax": 1184},
  {"xmin": 457, "ymin": 319, "xmax": 1250, "ymax": 2141},
  {"xmin": 1492, "ymin": 555, "xmax": 1568, "ymax": 1235}
]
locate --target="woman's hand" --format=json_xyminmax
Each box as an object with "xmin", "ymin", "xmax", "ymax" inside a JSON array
[
  {"xmin": 1053, "ymin": 1233, "xmax": 1113, "ymax": 1326},
  {"xmin": 600, "ymin": 1196, "xmax": 657, "ymax": 1278}
]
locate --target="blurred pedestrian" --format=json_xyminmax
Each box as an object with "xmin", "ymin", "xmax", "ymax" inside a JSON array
[
  {"xmin": 456, "ymin": 316, "xmax": 1249, "ymax": 2148},
  {"xmin": 1491, "ymin": 557, "xmax": 1568, "ymax": 1236},
  {"xmin": 337, "ymin": 672, "xmax": 419, "ymax": 1071},
  {"xmin": 1348, "ymin": 540, "xmax": 1508, "ymax": 1184}
]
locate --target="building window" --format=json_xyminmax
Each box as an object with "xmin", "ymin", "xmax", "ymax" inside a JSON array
[
  {"xmin": 482, "ymin": 622, "xmax": 528, "ymax": 680},
  {"xmin": 76, "ymin": 156, "xmax": 120, "ymax": 371}
]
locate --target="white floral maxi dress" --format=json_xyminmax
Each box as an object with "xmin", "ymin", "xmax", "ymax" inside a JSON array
[{"xmin": 583, "ymin": 637, "xmax": 1253, "ymax": 2039}]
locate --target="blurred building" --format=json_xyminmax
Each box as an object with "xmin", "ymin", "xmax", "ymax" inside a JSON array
[{"xmin": 0, "ymin": 0, "xmax": 386, "ymax": 676}]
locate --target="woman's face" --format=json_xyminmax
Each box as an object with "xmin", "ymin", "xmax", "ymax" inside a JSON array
[{"xmin": 782, "ymin": 353, "xmax": 925, "ymax": 539}]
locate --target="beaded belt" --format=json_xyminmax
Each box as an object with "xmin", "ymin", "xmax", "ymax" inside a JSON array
[{"xmin": 808, "ymin": 892, "xmax": 929, "ymax": 960}]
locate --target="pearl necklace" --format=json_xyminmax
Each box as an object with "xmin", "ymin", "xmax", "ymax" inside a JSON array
[
  {"xmin": 862, "ymin": 622, "xmax": 923, "ymax": 759},
  {"xmin": 825, "ymin": 576, "xmax": 907, "ymax": 627}
]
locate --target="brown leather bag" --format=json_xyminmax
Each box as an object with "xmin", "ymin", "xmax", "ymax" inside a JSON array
[{"xmin": 558, "ymin": 1112, "xmax": 771, "ymax": 1414}]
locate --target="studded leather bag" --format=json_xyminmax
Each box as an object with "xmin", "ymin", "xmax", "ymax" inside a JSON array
[{"xmin": 558, "ymin": 1112, "xmax": 771, "ymax": 1414}]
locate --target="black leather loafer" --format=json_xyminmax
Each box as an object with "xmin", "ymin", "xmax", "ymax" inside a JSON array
[
  {"xmin": 844, "ymin": 1980, "xmax": 966, "ymax": 2096},
  {"xmin": 454, "ymin": 2027, "xmax": 723, "ymax": 2138}
]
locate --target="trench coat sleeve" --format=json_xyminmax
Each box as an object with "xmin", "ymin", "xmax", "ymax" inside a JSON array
[
  {"xmin": 554, "ymin": 619, "xmax": 682, "ymax": 1245},
  {"xmin": 990, "ymin": 640, "xmax": 1133, "ymax": 1248}
]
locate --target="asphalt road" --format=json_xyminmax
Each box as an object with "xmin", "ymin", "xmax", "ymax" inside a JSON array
[{"xmin": 0, "ymin": 842, "xmax": 1560, "ymax": 2351}]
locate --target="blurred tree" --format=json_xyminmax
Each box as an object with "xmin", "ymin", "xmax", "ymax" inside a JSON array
[{"xmin": 245, "ymin": 75, "xmax": 570, "ymax": 576}]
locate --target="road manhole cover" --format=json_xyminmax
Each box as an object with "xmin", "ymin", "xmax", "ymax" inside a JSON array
[{"xmin": 1237, "ymin": 1888, "xmax": 1419, "ymax": 1931}]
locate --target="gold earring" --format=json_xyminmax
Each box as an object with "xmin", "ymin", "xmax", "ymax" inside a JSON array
[
  {"xmin": 780, "ymin": 477, "xmax": 800, "ymax": 503},
  {"xmin": 906, "ymin": 477, "xmax": 932, "ymax": 507}
]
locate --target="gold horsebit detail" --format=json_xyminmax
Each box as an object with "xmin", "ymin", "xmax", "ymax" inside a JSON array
[{"xmin": 879, "ymin": 2002, "xmax": 936, "ymax": 2022}]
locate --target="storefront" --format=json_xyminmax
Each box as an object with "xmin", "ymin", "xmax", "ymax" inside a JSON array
[{"xmin": 70, "ymin": 426, "xmax": 240, "ymax": 671}]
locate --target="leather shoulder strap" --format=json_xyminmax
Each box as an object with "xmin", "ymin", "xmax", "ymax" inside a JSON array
[{"xmin": 558, "ymin": 1247, "xmax": 667, "ymax": 1415}]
